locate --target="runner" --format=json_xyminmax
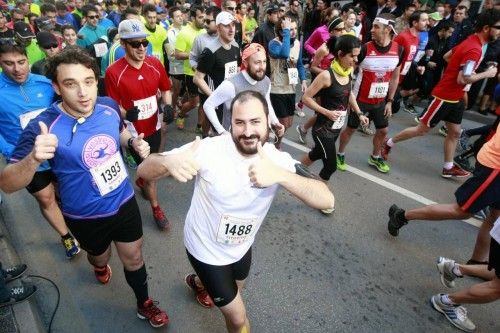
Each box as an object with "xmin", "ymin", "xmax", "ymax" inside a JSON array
[
  {"xmin": 337, "ymin": 14, "xmax": 403, "ymax": 174},
  {"xmin": 299, "ymin": 34, "xmax": 363, "ymax": 214},
  {"xmin": 0, "ymin": 40, "xmax": 80, "ymax": 259},
  {"xmin": 193, "ymin": 11, "xmax": 241, "ymax": 135},
  {"xmin": 383, "ymin": 9, "xmax": 500, "ymax": 178},
  {"xmin": 165, "ymin": 6, "xmax": 185, "ymax": 117},
  {"xmin": 203, "ymin": 43, "xmax": 284, "ymax": 136},
  {"xmin": 0, "ymin": 47, "xmax": 169, "ymax": 327},
  {"xmin": 105, "ymin": 19, "xmax": 173, "ymax": 230},
  {"xmin": 137, "ymin": 90, "xmax": 334, "ymax": 333}
]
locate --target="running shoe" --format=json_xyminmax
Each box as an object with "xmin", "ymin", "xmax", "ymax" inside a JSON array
[
  {"xmin": 336, "ymin": 154, "xmax": 347, "ymax": 171},
  {"xmin": 439, "ymin": 125, "xmax": 448, "ymax": 137},
  {"xmin": 125, "ymin": 151, "xmax": 137, "ymax": 169},
  {"xmin": 404, "ymin": 103, "xmax": 418, "ymax": 115},
  {"xmin": 381, "ymin": 139, "xmax": 392, "ymax": 161},
  {"xmin": 176, "ymin": 116, "xmax": 185, "ymax": 130},
  {"xmin": 296, "ymin": 125, "xmax": 308, "ymax": 144},
  {"xmin": 0, "ymin": 285, "xmax": 37, "ymax": 308},
  {"xmin": 137, "ymin": 298, "xmax": 169, "ymax": 328},
  {"xmin": 152, "ymin": 205, "xmax": 169, "ymax": 230},
  {"xmin": 457, "ymin": 130, "xmax": 471, "ymax": 152},
  {"xmin": 295, "ymin": 102, "xmax": 305, "ymax": 117},
  {"xmin": 368, "ymin": 156, "xmax": 390, "ymax": 173},
  {"xmin": 184, "ymin": 273, "xmax": 214, "ymax": 308},
  {"xmin": 358, "ymin": 122, "xmax": 375, "ymax": 135},
  {"xmin": 453, "ymin": 156, "xmax": 474, "ymax": 173},
  {"xmin": 62, "ymin": 236, "xmax": 80, "ymax": 259},
  {"xmin": 430, "ymin": 294, "xmax": 476, "ymax": 332},
  {"xmin": 414, "ymin": 116, "xmax": 420, "ymax": 124},
  {"xmin": 437, "ymin": 257, "xmax": 458, "ymax": 288},
  {"xmin": 135, "ymin": 177, "xmax": 148, "ymax": 200},
  {"xmin": 3, "ymin": 264, "xmax": 27, "ymax": 283},
  {"xmin": 320, "ymin": 207, "xmax": 335, "ymax": 215},
  {"xmin": 94, "ymin": 265, "xmax": 112, "ymax": 284},
  {"xmin": 388, "ymin": 204, "xmax": 407, "ymax": 236},
  {"xmin": 441, "ymin": 165, "xmax": 471, "ymax": 178}
]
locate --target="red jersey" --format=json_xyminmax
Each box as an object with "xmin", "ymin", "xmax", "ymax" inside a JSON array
[
  {"xmin": 432, "ymin": 34, "xmax": 484, "ymax": 102},
  {"xmin": 353, "ymin": 41, "xmax": 402, "ymax": 104},
  {"xmin": 394, "ymin": 29, "xmax": 419, "ymax": 84},
  {"xmin": 105, "ymin": 56, "xmax": 171, "ymax": 137}
]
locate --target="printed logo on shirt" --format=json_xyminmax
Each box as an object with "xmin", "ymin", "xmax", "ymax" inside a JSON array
[
  {"xmin": 138, "ymin": 75, "xmax": 144, "ymax": 80},
  {"xmin": 82, "ymin": 134, "xmax": 117, "ymax": 168}
]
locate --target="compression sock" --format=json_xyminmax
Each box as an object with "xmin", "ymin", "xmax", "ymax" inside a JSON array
[{"xmin": 124, "ymin": 264, "xmax": 149, "ymax": 307}]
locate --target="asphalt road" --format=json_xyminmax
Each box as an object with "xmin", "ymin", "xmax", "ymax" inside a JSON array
[{"xmin": 2, "ymin": 105, "xmax": 499, "ymax": 333}]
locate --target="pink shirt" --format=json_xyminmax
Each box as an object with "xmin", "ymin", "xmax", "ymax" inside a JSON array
[{"xmin": 304, "ymin": 25, "xmax": 329, "ymax": 57}]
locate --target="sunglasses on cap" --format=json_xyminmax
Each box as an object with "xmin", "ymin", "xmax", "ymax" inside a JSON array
[
  {"xmin": 43, "ymin": 43, "xmax": 59, "ymax": 49},
  {"xmin": 126, "ymin": 39, "xmax": 149, "ymax": 48}
]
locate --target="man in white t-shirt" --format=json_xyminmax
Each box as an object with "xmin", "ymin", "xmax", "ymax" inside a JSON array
[{"xmin": 137, "ymin": 90, "xmax": 334, "ymax": 333}]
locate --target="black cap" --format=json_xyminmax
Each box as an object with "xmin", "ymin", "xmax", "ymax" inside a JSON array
[
  {"xmin": 267, "ymin": 4, "xmax": 279, "ymax": 14},
  {"xmin": 35, "ymin": 16, "xmax": 55, "ymax": 31},
  {"xmin": 14, "ymin": 22, "xmax": 35, "ymax": 38},
  {"xmin": 36, "ymin": 31, "xmax": 58, "ymax": 49}
]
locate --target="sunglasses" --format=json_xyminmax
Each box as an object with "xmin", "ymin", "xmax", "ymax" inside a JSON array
[
  {"xmin": 204, "ymin": 19, "xmax": 215, "ymax": 24},
  {"xmin": 225, "ymin": 6, "xmax": 235, "ymax": 11},
  {"xmin": 87, "ymin": 15, "xmax": 99, "ymax": 19},
  {"xmin": 126, "ymin": 39, "xmax": 149, "ymax": 48},
  {"xmin": 43, "ymin": 43, "xmax": 59, "ymax": 49},
  {"xmin": 493, "ymin": 25, "xmax": 500, "ymax": 29}
]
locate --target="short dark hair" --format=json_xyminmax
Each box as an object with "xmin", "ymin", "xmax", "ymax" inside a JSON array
[
  {"xmin": 81, "ymin": 4, "xmax": 97, "ymax": 17},
  {"xmin": 169, "ymin": 6, "xmax": 181, "ymax": 18},
  {"xmin": 130, "ymin": 0, "xmax": 142, "ymax": 8},
  {"xmin": 60, "ymin": 24, "xmax": 77, "ymax": 34},
  {"xmin": 142, "ymin": 3, "xmax": 156, "ymax": 16},
  {"xmin": 117, "ymin": 0, "xmax": 128, "ymax": 6},
  {"xmin": 121, "ymin": 7, "xmax": 139, "ymax": 21},
  {"xmin": 55, "ymin": 1, "xmax": 67, "ymax": 12},
  {"xmin": 230, "ymin": 90, "xmax": 269, "ymax": 117},
  {"xmin": 439, "ymin": 20, "xmax": 454, "ymax": 31},
  {"xmin": 275, "ymin": 14, "xmax": 298, "ymax": 39},
  {"xmin": 475, "ymin": 8, "xmax": 500, "ymax": 32},
  {"xmin": 190, "ymin": 4, "xmax": 205, "ymax": 19},
  {"xmin": 409, "ymin": 10, "xmax": 424, "ymax": 27},
  {"xmin": 0, "ymin": 40, "xmax": 27, "ymax": 57},
  {"xmin": 205, "ymin": 5, "xmax": 221, "ymax": 18},
  {"xmin": 40, "ymin": 3, "xmax": 56, "ymax": 15},
  {"xmin": 333, "ymin": 34, "xmax": 361, "ymax": 59},
  {"xmin": 46, "ymin": 46, "xmax": 99, "ymax": 82}
]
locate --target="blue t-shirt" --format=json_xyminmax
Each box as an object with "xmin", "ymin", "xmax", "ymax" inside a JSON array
[
  {"xmin": 0, "ymin": 73, "xmax": 54, "ymax": 169},
  {"xmin": 10, "ymin": 97, "xmax": 134, "ymax": 219}
]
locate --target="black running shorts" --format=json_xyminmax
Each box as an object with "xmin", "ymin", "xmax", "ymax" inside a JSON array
[
  {"xmin": 488, "ymin": 238, "xmax": 500, "ymax": 278},
  {"xmin": 419, "ymin": 97, "xmax": 465, "ymax": 128},
  {"xmin": 130, "ymin": 129, "xmax": 161, "ymax": 165},
  {"xmin": 186, "ymin": 248, "xmax": 252, "ymax": 307},
  {"xmin": 455, "ymin": 162, "xmax": 500, "ymax": 214},
  {"xmin": 347, "ymin": 102, "xmax": 388, "ymax": 129},
  {"xmin": 65, "ymin": 197, "xmax": 143, "ymax": 256},
  {"xmin": 26, "ymin": 170, "xmax": 56, "ymax": 194}
]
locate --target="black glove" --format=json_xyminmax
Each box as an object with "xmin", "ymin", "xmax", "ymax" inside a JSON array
[
  {"xmin": 126, "ymin": 106, "xmax": 140, "ymax": 122},
  {"xmin": 162, "ymin": 104, "xmax": 175, "ymax": 124}
]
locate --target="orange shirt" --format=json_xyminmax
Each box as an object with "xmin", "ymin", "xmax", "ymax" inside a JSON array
[{"xmin": 477, "ymin": 122, "xmax": 500, "ymax": 170}]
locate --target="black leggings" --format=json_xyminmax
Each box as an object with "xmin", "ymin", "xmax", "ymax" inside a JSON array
[{"xmin": 308, "ymin": 127, "xmax": 339, "ymax": 181}]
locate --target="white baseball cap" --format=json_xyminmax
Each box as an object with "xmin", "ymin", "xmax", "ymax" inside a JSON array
[
  {"xmin": 216, "ymin": 12, "xmax": 236, "ymax": 25},
  {"xmin": 118, "ymin": 19, "xmax": 148, "ymax": 40}
]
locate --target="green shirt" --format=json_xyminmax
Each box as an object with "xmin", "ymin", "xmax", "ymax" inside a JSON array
[
  {"xmin": 175, "ymin": 23, "xmax": 206, "ymax": 76},
  {"xmin": 145, "ymin": 24, "xmax": 168, "ymax": 65},
  {"xmin": 245, "ymin": 18, "xmax": 258, "ymax": 33},
  {"xmin": 26, "ymin": 40, "xmax": 45, "ymax": 65}
]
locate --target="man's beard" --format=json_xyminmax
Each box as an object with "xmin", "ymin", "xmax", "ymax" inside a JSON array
[
  {"xmin": 231, "ymin": 131, "xmax": 269, "ymax": 155},
  {"xmin": 247, "ymin": 67, "xmax": 265, "ymax": 81}
]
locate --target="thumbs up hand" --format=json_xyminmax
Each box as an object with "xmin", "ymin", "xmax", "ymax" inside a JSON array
[
  {"xmin": 248, "ymin": 142, "xmax": 284, "ymax": 188},
  {"xmin": 164, "ymin": 136, "xmax": 201, "ymax": 182},
  {"xmin": 32, "ymin": 121, "xmax": 58, "ymax": 163},
  {"xmin": 131, "ymin": 133, "xmax": 150, "ymax": 159}
]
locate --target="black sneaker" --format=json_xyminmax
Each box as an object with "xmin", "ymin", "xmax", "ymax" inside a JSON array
[
  {"xmin": 453, "ymin": 156, "xmax": 474, "ymax": 173},
  {"xmin": 0, "ymin": 284, "xmax": 37, "ymax": 308},
  {"xmin": 3, "ymin": 264, "xmax": 27, "ymax": 283},
  {"xmin": 388, "ymin": 204, "xmax": 407, "ymax": 236}
]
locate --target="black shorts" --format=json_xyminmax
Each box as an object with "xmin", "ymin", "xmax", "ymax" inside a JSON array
[
  {"xmin": 184, "ymin": 74, "xmax": 198, "ymax": 96},
  {"xmin": 26, "ymin": 170, "xmax": 56, "ymax": 194},
  {"xmin": 170, "ymin": 74, "xmax": 186, "ymax": 95},
  {"xmin": 270, "ymin": 93, "xmax": 295, "ymax": 118},
  {"xmin": 401, "ymin": 63, "xmax": 419, "ymax": 91},
  {"xmin": 186, "ymin": 248, "xmax": 252, "ymax": 307},
  {"xmin": 130, "ymin": 129, "xmax": 161, "ymax": 165},
  {"xmin": 455, "ymin": 162, "xmax": 500, "ymax": 214},
  {"xmin": 488, "ymin": 237, "xmax": 500, "ymax": 278},
  {"xmin": 65, "ymin": 197, "xmax": 143, "ymax": 256},
  {"xmin": 347, "ymin": 102, "xmax": 388, "ymax": 129},
  {"xmin": 419, "ymin": 97, "xmax": 465, "ymax": 128}
]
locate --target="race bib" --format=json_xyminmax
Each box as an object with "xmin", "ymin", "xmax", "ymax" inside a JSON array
[
  {"xmin": 216, "ymin": 214, "xmax": 257, "ymax": 245},
  {"xmin": 331, "ymin": 110, "xmax": 347, "ymax": 130},
  {"xmin": 93, "ymin": 42, "xmax": 108, "ymax": 58},
  {"xmin": 224, "ymin": 61, "xmax": 238, "ymax": 79},
  {"xmin": 287, "ymin": 68, "xmax": 299, "ymax": 85},
  {"xmin": 19, "ymin": 108, "xmax": 45, "ymax": 129},
  {"xmin": 133, "ymin": 95, "xmax": 158, "ymax": 120},
  {"xmin": 414, "ymin": 50, "xmax": 425, "ymax": 63},
  {"xmin": 368, "ymin": 82, "xmax": 389, "ymax": 99},
  {"xmin": 490, "ymin": 217, "xmax": 500, "ymax": 243},
  {"xmin": 401, "ymin": 61, "xmax": 412, "ymax": 75},
  {"xmin": 90, "ymin": 152, "xmax": 127, "ymax": 196}
]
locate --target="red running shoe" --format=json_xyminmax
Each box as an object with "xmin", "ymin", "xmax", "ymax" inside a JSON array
[
  {"xmin": 441, "ymin": 165, "xmax": 471, "ymax": 178},
  {"xmin": 135, "ymin": 177, "xmax": 148, "ymax": 200},
  {"xmin": 185, "ymin": 273, "xmax": 214, "ymax": 308},
  {"xmin": 381, "ymin": 139, "xmax": 392, "ymax": 161},
  {"xmin": 137, "ymin": 298, "xmax": 169, "ymax": 328},
  {"xmin": 94, "ymin": 265, "xmax": 112, "ymax": 284},
  {"xmin": 152, "ymin": 205, "xmax": 170, "ymax": 230}
]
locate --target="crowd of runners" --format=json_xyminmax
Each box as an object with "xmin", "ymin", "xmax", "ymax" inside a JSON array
[{"xmin": 0, "ymin": 0, "xmax": 498, "ymax": 332}]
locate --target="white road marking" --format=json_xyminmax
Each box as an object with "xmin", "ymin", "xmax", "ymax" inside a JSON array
[{"xmin": 281, "ymin": 137, "xmax": 482, "ymax": 228}]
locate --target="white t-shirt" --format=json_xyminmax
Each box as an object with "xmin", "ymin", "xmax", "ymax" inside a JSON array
[{"xmin": 162, "ymin": 134, "xmax": 298, "ymax": 265}]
